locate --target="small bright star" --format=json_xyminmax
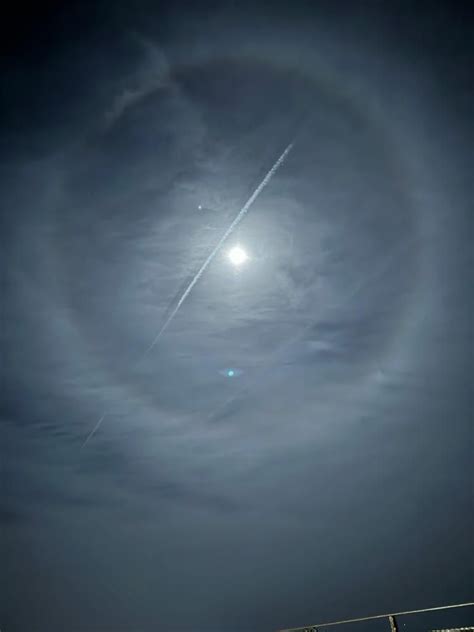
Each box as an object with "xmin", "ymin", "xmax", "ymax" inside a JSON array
[
  {"xmin": 227, "ymin": 370, "xmax": 235, "ymax": 377},
  {"xmin": 228, "ymin": 245, "xmax": 248, "ymax": 266}
]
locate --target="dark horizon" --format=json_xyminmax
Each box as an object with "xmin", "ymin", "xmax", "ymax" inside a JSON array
[{"xmin": 1, "ymin": 2, "xmax": 473, "ymax": 631}]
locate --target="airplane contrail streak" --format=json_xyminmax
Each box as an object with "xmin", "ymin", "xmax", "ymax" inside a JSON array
[
  {"xmin": 81, "ymin": 413, "xmax": 106, "ymax": 449},
  {"xmin": 141, "ymin": 141, "xmax": 294, "ymax": 357},
  {"xmin": 81, "ymin": 141, "xmax": 294, "ymax": 448}
]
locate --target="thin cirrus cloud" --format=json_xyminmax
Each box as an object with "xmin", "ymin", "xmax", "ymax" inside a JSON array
[{"xmin": 2, "ymin": 4, "xmax": 472, "ymax": 632}]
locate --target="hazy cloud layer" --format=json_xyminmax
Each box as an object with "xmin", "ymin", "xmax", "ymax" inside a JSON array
[{"xmin": 2, "ymin": 2, "xmax": 472, "ymax": 631}]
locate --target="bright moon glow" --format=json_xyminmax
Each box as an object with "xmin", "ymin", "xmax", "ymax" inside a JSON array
[{"xmin": 228, "ymin": 246, "xmax": 248, "ymax": 266}]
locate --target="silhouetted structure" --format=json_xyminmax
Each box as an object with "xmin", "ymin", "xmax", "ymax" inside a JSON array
[{"xmin": 278, "ymin": 602, "xmax": 474, "ymax": 632}]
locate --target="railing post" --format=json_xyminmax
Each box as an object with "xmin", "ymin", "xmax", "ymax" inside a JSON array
[{"xmin": 389, "ymin": 615, "xmax": 398, "ymax": 632}]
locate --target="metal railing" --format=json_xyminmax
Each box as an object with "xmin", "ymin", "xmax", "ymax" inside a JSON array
[
  {"xmin": 277, "ymin": 601, "xmax": 474, "ymax": 632},
  {"xmin": 430, "ymin": 628, "xmax": 474, "ymax": 631}
]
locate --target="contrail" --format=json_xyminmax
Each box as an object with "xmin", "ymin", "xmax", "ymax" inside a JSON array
[
  {"xmin": 141, "ymin": 141, "xmax": 294, "ymax": 357},
  {"xmin": 81, "ymin": 141, "xmax": 294, "ymax": 449},
  {"xmin": 81, "ymin": 413, "xmax": 106, "ymax": 449}
]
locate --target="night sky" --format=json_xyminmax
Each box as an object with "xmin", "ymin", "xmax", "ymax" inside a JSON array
[{"xmin": 1, "ymin": 2, "xmax": 473, "ymax": 631}]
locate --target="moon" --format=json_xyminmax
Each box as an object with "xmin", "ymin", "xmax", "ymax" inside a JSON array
[{"xmin": 228, "ymin": 245, "xmax": 249, "ymax": 266}]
